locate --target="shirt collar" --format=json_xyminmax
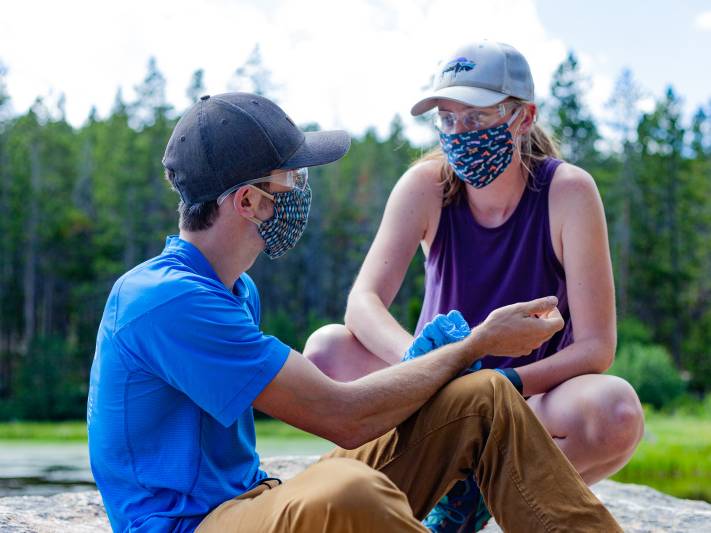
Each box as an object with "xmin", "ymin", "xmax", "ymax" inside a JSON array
[{"xmin": 162, "ymin": 235, "xmax": 250, "ymax": 299}]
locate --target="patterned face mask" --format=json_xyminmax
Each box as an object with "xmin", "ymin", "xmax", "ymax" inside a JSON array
[
  {"xmin": 439, "ymin": 109, "xmax": 520, "ymax": 189},
  {"xmin": 249, "ymin": 184, "xmax": 312, "ymax": 259}
]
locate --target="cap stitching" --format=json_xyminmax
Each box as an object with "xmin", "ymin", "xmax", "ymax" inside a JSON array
[
  {"xmin": 197, "ymin": 100, "xmax": 220, "ymax": 191},
  {"xmin": 212, "ymin": 97, "xmax": 290, "ymax": 168}
]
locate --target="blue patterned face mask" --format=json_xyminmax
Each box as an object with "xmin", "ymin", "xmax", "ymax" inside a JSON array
[
  {"xmin": 439, "ymin": 110, "xmax": 519, "ymax": 188},
  {"xmin": 249, "ymin": 184, "xmax": 312, "ymax": 259}
]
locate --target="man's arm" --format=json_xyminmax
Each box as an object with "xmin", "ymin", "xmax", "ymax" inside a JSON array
[{"xmin": 254, "ymin": 296, "xmax": 564, "ymax": 449}]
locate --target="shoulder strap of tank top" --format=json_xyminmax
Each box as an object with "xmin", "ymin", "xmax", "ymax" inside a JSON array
[{"xmin": 531, "ymin": 157, "xmax": 563, "ymax": 190}]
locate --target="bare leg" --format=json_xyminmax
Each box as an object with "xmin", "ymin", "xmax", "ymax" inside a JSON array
[
  {"xmin": 306, "ymin": 325, "xmax": 644, "ymax": 484},
  {"xmin": 526, "ymin": 374, "xmax": 645, "ymax": 484},
  {"xmin": 303, "ymin": 324, "xmax": 389, "ymax": 382}
]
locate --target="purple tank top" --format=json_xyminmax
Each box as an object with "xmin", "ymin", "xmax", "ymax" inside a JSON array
[{"xmin": 415, "ymin": 158, "xmax": 572, "ymax": 369}]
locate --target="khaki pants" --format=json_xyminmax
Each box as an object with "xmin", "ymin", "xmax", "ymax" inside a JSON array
[{"xmin": 196, "ymin": 371, "xmax": 621, "ymax": 532}]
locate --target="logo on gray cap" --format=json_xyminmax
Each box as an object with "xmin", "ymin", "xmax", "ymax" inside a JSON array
[
  {"xmin": 411, "ymin": 41, "xmax": 534, "ymax": 116},
  {"xmin": 442, "ymin": 57, "xmax": 476, "ymax": 76}
]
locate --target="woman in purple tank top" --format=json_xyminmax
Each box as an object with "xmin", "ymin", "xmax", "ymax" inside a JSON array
[{"xmin": 305, "ymin": 41, "xmax": 643, "ymax": 531}]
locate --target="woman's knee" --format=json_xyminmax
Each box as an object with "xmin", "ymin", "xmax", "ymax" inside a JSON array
[
  {"xmin": 604, "ymin": 377, "xmax": 645, "ymax": 450},
  {"xmin": 583, "ymin": 377, "xmax": 645, "ymax": 454},
  {"xmin": 303, "ymin": 324, "xmax": 349, "ymax": 368},
  {"xmin": 304, "ymin": 324, "xmax": 389, "ymax": 381}
]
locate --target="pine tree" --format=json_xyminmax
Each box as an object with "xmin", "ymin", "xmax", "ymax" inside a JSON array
[
  {"xmin": 548, "ymin": 52, "xmax": 600, "ymax": 167},
  {"xmin": 0, "ymin": 61, "xmax": 12, "ymax": 400},
  {"xmin": 682, "ymin": 103, "xmax": 711, "ymax": 390},
  {"xmin": 605, "ymin": 69, "xmax": 644, "ymax": 318},
  {"xmin": 130, "ymin": 58, "xmax": 176, "ymax": 260},
  {"xmin": 230, "ymin": 44, "xmax": 280, "ymax": 99},
  {"xmin": 634, "ymin": 87, "xmax": 688, "ymax": 365},
  {"xmin": 187, "ymin": 69, "xmax": 206, "ymax": 104}
]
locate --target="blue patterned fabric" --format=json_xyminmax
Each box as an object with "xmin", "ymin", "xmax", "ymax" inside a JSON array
[
  {"xmin": 257, "ymin": 184, "xmax": 312, "ymax": 259},
  {"xmin": 438, "ymin": 112, "xmax": 518, "ymax": 188}
]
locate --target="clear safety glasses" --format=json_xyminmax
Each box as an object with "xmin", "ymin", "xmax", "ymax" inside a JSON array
[
  {"xmin": 432, "ymin": 102, "xmax": 517, "ymax": 134},
  {"xmin": 217, "ymin": 167, "xmax": 308, "ymax": 205}
]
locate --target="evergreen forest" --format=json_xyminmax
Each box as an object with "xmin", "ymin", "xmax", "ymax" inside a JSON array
[{"xmin": 0, "ymin": 51, "xmax": 709, "ymax": 420}]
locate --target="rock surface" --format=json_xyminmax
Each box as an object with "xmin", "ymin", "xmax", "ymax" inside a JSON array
[
  {"xmin": 1, "ymin": 455, "xmax": 709, "ymax": 532},
  {"xmin": 481, "ymin": 479, "xmax": 711, "ymax": 532}
]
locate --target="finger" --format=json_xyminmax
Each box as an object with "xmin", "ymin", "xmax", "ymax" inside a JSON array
[
  {"xmin": 542, "ymin": 307, "xmax": 563, "ymax": 320},
  {"xmin": 537, "ymin": 315, "xmax": 565, "ymax": 334},
  {"xmin": 517, "ymin": 296, "xmax": 559, "ymax": 315},
  {"xmin": 512, "ymin": 348, "xmax": 534, "ymax": 357},
  {"xmin": 536, "ymin": 307, "xmax": 551, "ymax": 318}
]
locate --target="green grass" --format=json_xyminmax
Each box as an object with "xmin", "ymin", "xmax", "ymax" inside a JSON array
[
  {"xmin": 0, "ymin": 418, "xmax": 324, "ymax": 443},
  {"xmin": 1, "ymin": 414, "xmax": 709, "ymax": 502},
  {"xmin": 0, "ymin": 421, "xmax": 87, "ymax": 441},
  {"xmin": 254, "ymin": 418, "xmax": 325, "ymax": 440},
  {"xmin": 611, "ymin": 412, "xmax": 711, "ymax": 502}
]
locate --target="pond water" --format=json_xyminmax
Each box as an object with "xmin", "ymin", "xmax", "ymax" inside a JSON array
[
  {"xmin": 0, "ymin": 442, "xmax": 94, "ymax": 497},
  {"xmin": 0, "ymin": 439, "xmax": 333, "ymax": 497}
]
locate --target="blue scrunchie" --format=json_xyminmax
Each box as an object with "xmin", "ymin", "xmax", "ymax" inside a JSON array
[
  {"xmin": 403, "ymin": 311, "xmax": 524, "ymax": 389},
  {"xmin": 402, "ymin": 310, "xmax": 482, "ymax": 373}
]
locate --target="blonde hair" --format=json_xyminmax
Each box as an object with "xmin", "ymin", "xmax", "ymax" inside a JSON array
[{"xmin": 413, "ymin": 98, "xmax": 560, "ymax": 206}]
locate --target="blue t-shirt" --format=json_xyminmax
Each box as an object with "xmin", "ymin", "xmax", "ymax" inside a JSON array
[{"xmin": 87, "ymin": 236, "xmax": 291, "ymax": 532}]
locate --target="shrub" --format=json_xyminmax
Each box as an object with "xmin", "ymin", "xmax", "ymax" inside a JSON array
[
  {"xmin": 617, "ymin": 317, "xmax": 654, "ymax": 346},
  {"xmin": 682, "ymin": 310, "xmax": 711, "ymax": 393},
  {"xmin": 666, "ymin": 392, "xmax": 711, "ymax": 417},
  {"xmin": 8, "ymin": 336, "xmax": 88, "ymax": 420},
  {"xmin": 608, "ymin": 342, "xmax": 685, "ymax": 410}
]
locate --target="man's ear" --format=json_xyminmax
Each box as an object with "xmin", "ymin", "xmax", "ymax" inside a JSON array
[{"xmin": 233, "ymin": 186, "xmax": 260, "ymax": 221}]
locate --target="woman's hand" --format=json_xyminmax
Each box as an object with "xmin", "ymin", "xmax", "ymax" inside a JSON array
[{"xmin": 472, "ymin": 296, "xmax": 565, "ymax": 357}]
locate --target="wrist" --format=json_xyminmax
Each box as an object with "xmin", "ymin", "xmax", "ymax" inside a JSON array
[
  {"xmin": 464, "ymin": 326, "xmax": 487, "ymax": 363},
  {"xmin": 468, "ymin": 324, "xmax": 489, "ymax": 356}
]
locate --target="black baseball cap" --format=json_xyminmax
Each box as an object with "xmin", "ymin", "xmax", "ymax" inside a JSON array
[{"xmin": 163, "ymin": 92, "xmax": 351, "ymax": 204}]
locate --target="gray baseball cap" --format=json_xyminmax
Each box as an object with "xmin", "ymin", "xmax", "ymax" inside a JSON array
[
  {"xmin": 411, "ymin": 41, "xmax": 534, "ymax": 116},
  {"xmin": 163, "ymin": 92, "xmax": 351, "ymax": 204}
]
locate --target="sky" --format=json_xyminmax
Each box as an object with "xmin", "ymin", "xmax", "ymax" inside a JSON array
[{"xmin": 1, "ymin": 0, "xmax": 710, "ymax": 145}]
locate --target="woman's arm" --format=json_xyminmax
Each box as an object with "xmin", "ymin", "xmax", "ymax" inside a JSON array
[
  {"xmin": 515, "ymin": 164, "xmax": 617, "ymax": 396},
  {"xmin": 345, "ymin": 160, "xmax": 443, "ymax": 365}
]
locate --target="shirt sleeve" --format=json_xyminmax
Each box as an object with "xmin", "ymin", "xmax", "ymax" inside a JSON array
[{"xmin": 117, "ymin": 286, "xmax": 291, "ymax": 427}]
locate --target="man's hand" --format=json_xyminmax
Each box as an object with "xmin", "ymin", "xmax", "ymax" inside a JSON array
[{"xmin": 472, "ymin": 296, "xmax": 564, "ymax": 357}]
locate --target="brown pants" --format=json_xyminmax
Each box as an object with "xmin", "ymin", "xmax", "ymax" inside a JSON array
[{"xmin": 196, "ymin": 371, "xmax": 622, "ymax": 532}]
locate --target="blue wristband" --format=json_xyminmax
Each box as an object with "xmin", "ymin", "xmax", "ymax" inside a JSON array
[{"xmin": 494, "ymin": 368, "xmax": 524, "ymax": 394}]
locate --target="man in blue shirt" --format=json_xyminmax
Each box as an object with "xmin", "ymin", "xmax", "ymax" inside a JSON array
[{"xmin": 88, "ymin": 92, "xmax": 621, "ymax": 532}]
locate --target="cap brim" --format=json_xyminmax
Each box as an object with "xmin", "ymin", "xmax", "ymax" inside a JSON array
[
  {"xmin": 411, "ymin": 86, "xmax": 508, "ymax": 116},
  {"xmin": 280, "ymin": 130, "xmax": 351, "ymax": 169}
]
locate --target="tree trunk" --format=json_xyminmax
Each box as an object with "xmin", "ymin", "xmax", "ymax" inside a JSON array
[{"xmin": 22, "ymin": 141, "xmax": 40, "ymax": 353}]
